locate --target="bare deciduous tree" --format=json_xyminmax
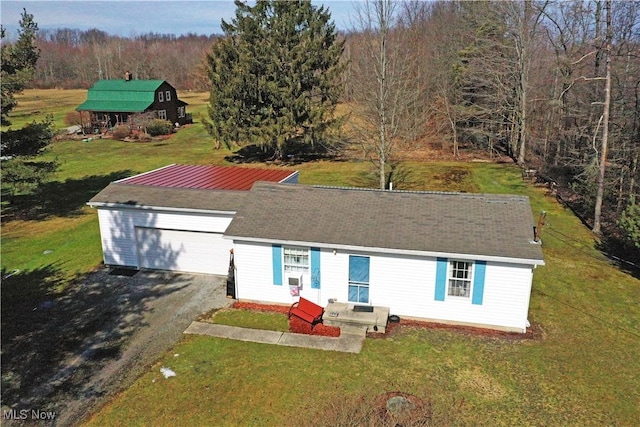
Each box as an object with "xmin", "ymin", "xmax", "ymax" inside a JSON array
[
  {"xmin": 593, "ymin": 0, "xmax": 612, "ymax": 234},
  {"xmin": 348, "ymin": 0, "xmax": 424, "ymax": 190}
]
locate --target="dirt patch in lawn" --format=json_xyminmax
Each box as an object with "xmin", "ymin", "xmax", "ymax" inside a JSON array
[
  {"xmin": 434, "ymin": 166, "xmax": 470, "ymax": 187},
  {"xmin": 373, "ymin": 391, "xmax": 433, "ymax": 425}
]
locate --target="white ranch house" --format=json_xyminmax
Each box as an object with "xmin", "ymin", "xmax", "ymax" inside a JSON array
[
  {"xmin": 89, "ymin": 166, "xmax": 544, "ymax": 333},
  {"xmin": 225, "ymin": 182, "xmax": 544, "ymax": 333}
]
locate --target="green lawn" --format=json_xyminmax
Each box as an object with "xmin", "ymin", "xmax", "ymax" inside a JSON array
[
  {"xmin": 201, "ymin": 308, "xmax": 290, "ymax": 332},
  {"xmin": 1, "ymin": 89, "xmax": 88, "ymax": 130},
  {"xmin": 2, "ymin": 90, "xmax": 639, "ymax": 426}
]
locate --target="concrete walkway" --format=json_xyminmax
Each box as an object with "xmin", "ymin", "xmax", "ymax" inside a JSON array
[{"xmin": 184, "ymin": 322, "xmax": 365, "ymax": 353}]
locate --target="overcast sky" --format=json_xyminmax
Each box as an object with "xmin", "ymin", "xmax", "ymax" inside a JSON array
[{"xmin": 1, "ymin": 0, "xmax": 355, "ymax": 38}]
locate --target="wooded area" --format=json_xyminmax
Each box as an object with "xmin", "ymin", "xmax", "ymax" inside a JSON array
[
  {"xmin": 31, "ymin": 29, "xmax": 216, "ymax": 90},
  {"xmin": 4, "ymin": 0, "xmax": 640, "ymax": 255}
]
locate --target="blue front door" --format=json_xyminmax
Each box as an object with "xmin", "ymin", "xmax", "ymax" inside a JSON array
[{"xmin": 348, "ymin": 255, "xmax": 370, "ymax": 304}]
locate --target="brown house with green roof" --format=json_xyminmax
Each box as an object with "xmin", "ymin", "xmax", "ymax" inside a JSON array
[{"xmin": 77, "ymin": 75, "xmax": 190, "ymax": 130}]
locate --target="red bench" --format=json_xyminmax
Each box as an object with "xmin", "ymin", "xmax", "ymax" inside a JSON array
[{"xmin": 288, "ymin": 297, "xmax": 324, "ymax": 328}]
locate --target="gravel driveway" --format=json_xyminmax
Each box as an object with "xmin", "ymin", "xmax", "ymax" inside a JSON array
[{"xmin": 1, "ymin": 267, "xmax": 231, "ymax": 427}]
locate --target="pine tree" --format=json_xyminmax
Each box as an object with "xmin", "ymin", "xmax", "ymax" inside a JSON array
[
  {"xmin": 205, "ymin": 0, "xmax": 344, "ymax": 159},
  {"xmin": 1, "ymin": 8, "xmax": 40, "ymax": 126},
  {"xmin": 1, "ymin": 8, "xmax": 51, "ymax": 159},
  {"xmin": 1, "ymin": 10, "xmax": 56, "ymax": 202}
]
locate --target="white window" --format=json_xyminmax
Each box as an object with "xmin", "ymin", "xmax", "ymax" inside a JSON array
[
  {"xmin": 158, "ymin": 110, "xmax": 167, "ymax": 120},
  {"xmin": 178, "ymin": 106, "xmax": 185, "ymax": 118},
  {"xmin": 158, "ymin": 91, "xmax": 164, "ymax": 102},
  {"xmin": 166, "ymin": 90, "xmax": 171, "ymax": 101},
  {"xmin": 283, "ymin": 247, "xmax": 309, "ymax": 273},
  {"xmin": 448, "ymin": 260, "xmax": 472, "ymax": 297}
]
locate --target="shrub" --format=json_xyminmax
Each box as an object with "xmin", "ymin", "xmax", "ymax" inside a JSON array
[
  {"xmin": 111, "ymin": 125, "xmax": 131, "ymax": 140},
  {"xmin": 145, "ymin": 119, "xmax": 173, "ymax": 136},
  {"xmin": 1, "ymin": 119, "xmax": 54, "ymax": 157},
  {"xmin": 1, "ymin": 158, "xmax": 57, "ymax": 200},
  {"xmin": 618, "ymin": 203, "xmax": 640, "ymax": 250},
  {"xmin": 63, "ymin": 111, "xmax": 90, "ymax": 127},
  {"xmin": 133, "ymin": 131, "xmax": 152, "ymax": 142}
]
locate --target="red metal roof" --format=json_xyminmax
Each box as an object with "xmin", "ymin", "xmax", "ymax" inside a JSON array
[{"xmin": 117, "ymin": 164, "xmax": 297, "ymax": 191}]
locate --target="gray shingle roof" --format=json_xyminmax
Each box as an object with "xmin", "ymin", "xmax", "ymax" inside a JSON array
[
  {"xmin": 224, "ymin": 182, "xmax": 545, "ymax": 264},
  {"xmin": 88, "ymin": 183, "xmax": 247, "ymax": 212}
]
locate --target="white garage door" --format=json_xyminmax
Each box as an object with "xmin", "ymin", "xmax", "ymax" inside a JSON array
[{"xmin": 136, "ymin": 227, "xmax": 231, "ymax": 275}]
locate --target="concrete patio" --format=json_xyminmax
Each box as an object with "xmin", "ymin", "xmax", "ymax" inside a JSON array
[{"xmin": 322, "ymin": 302, "xmax": 390, "ymax": 334}]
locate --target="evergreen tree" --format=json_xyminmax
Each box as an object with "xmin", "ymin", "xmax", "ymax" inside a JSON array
[
  {"xmin": 1, "ymin": 10, "xmax": 56, "ymax": 202},
  {"xmin": 1, "ymin": 8, "xmax": 40, "ymax": 126},
  {"xmin": 618, "ymin": 203, "xmax": 640, "ymax": 251},
  {"xmin": 205, "ymin": 0, "xmax": 344, "ymax": 159}
]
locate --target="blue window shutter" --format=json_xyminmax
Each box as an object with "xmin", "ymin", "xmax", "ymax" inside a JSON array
[
  {"xmin": 434, "ymin": 257, "xmax": 447, "ymax": 301},
  {"xmin": 472, "ymin": 261, "xmax": 486, "ymax": 305},
  {"xmin": 272, "ymin": 245, "xmax": 282, "ymax": 285},
  {"xmin": 310, "ymin": 247, "xmax": 321, "ymax": 289}
]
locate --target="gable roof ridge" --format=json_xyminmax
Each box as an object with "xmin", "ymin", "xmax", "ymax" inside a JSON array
[
  {"xmin": 114, "ymin": 164, "xmax": 176, "ymax": 184},
  {"xmin": 89, "ymin": 79, "xmax": 166, "ymax": 91},
  {"xmin": 307, "ymin": 184, "xmax": 526, "ymax": 200}
]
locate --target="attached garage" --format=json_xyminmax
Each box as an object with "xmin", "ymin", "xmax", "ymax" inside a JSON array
[
  {"xmin": 88, "ymin": 164, "xmax": 298, "ymax": 275},
  {"xmin": 136, "ymin": 228, "xmax": 230, "ymax": 275}
]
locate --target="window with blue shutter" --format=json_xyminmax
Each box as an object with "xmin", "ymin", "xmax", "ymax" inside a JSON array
[
  {"xmin": 310, "ymin": 247, "xmax": 321, "ymax": 289},
  {"xmin": 283, "ymin": 247, "xmax": 309, "ymax": 273},
  {"xmin": 472, "ymin": 261, "xmax": 486, "ymax": 305},
  {"xmin": 448, "ymin": 260, "xmax": 473, "ymax": 297},
  {"xmin": 434, "ymin": 257, "xmax": 448, "ymax": 301},
  {"xmin": 272, "ymin": 245, "xmax": 282, "ymax": 285}
]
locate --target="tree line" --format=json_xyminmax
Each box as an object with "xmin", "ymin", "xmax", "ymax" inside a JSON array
[
  {"xmin": 30, "ymin": 28, "xmax": 216, "ymax": 90},
  {"xmin": 3, "ymin": 0, "xmax": 640, "ymax": 255}
]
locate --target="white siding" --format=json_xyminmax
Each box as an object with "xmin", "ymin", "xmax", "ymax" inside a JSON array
[
  {"xmin": 233, "ymin": 241, "xmax": 536, "ymax": 332},
  {"xmin": 317, "ymin": 248, "xmax": 348, "ymax": 304},
  {"xmin": 423, "ymin": 261, "xmax": 533, "ymax": 331},
  {"xmin": 97, "ymin": 207, "xmax": 233, "ymax": 272},
  {"xmin": 233, "ymin": 241, "xmax": 292, "ymax": 303}
]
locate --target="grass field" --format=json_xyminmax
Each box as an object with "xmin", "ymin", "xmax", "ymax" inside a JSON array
[
  {"xmin": 201, "ymin": 307, "xmax": 290, "ymax": 332},
  {"xmin": 2, "ymin": 89, "xmax": 639, "ymax": 426}
]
